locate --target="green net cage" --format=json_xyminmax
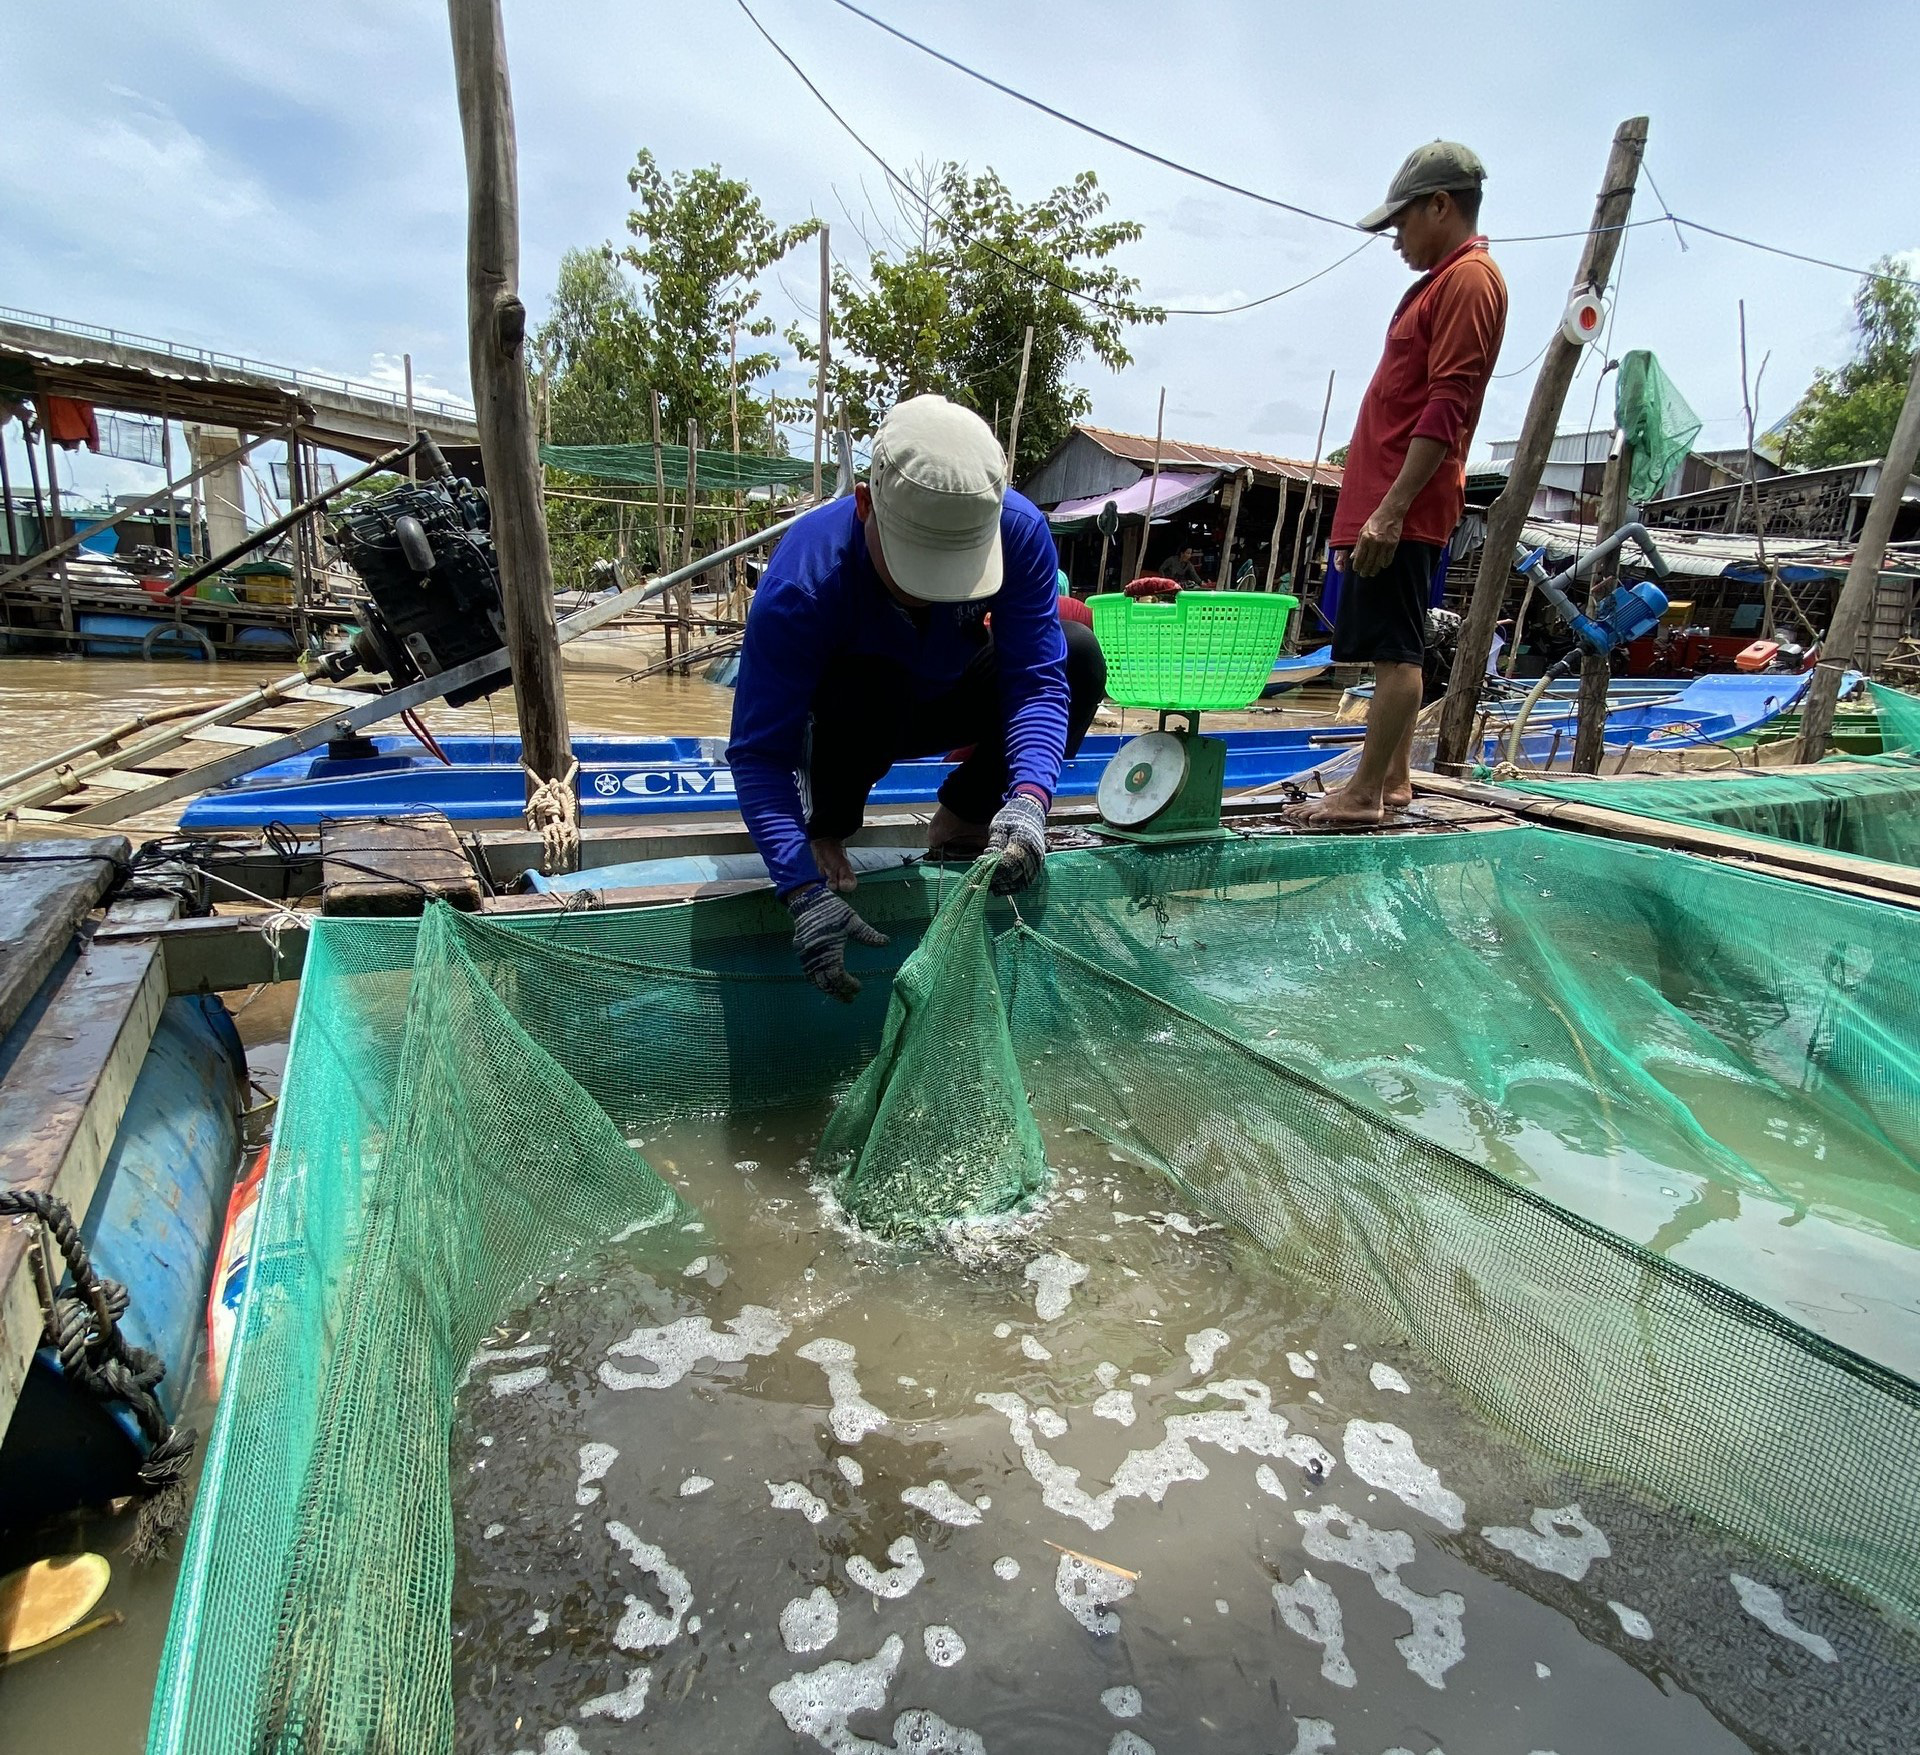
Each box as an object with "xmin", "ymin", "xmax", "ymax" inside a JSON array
[{"xmin": 151, "ymin": 828, "xmax": 1920, "ymax": 1753}]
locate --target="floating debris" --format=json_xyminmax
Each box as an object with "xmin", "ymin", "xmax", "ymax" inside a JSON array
[
  {"xmin": 1342, "ymin": 1423, "xmax": 1465, "ymax": 1532},
  {"xmin": 1481, "ymin": 1505, "xmax": 1609, "ymax": 1581},
  {"xmin": 1730, "ymin": 1573, "xmax": 1836, "ymax": 1663},
  {"xmin": 779, "ymin": 1587, "xmax": 839, "ymax": 1654}
]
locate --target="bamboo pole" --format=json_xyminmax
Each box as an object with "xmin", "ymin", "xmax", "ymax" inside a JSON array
[
  {"xmin": 1005, "ymin": 323, "xmax": 1035, "ymax": 478},
  {"xmin": 729, "ymin": 319, "xmax": 745, "ymax": 621},
  {"xmin": 813, "ymin": 225, "xmax": 830, "ymax": 501},
  {"xmin": 651, "ymin": 389, "xmax": 669, "ymax": 570},
  {"xmin": 447, "ymin": 0, "xmax": 573, "ymax": 820},
  {"xmin": 1435, "ymin": 116, "xmax": 1649, "ymax": 770},
  {"xmin": 159, "ymin": 404, "xmax": 180, "ymax": 569},
  {"xmin": 1797, "ymin": 343, "xmax": 1920, "ymax": 760},
  {"xmin": 680, "ymin": 418, "xmax": 698, "ymax": 650},
  {"xmin": 1571, "ymin": 434, "xmax": 1632, "ymax": 772},
  {"xmin": 1132, "ymin": 387, "xmax": 1166, "ymax": 581},
  {"xmin": 1286, "ymin": 369, "xmax": 1336, "ymax": 602},
  {"xmin": 1214, "ymin": 467, "xmax": 1250, "ymax": 588},
  {"xmin": 41, "ymin": 429, "xmax": 72, "ymax": 633},
  {"xmin": 286, "ymin": 432, "xmax": 312, "ymax": 652},
  {"xmin": 1260, "ymin": 481, "xmax": 1289, "ymax": 594}
]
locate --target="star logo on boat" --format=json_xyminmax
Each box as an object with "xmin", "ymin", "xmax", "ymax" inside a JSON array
[{"xmin": 592, "ymin": 771, "xmax": 621, "ymax": 796}]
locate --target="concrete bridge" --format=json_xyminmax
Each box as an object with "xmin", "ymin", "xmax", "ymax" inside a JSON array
[{"xmin": 0, "ymin": 307, "xmax": 478, "ymax": 460}]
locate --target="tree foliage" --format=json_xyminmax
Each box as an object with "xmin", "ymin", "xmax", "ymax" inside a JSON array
[
  {"xmin": 1779, "ymin": 257, "xmax": 1920, "ymax": 468},
  {"xmin": 800, "ymin": 166, "xmax": 1161, "ymax": 481}
]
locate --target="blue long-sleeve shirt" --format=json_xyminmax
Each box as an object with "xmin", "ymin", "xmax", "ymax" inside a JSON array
[{"xmin": 727, "ymin": 490, "xmax": 1068, "ymax": 895}]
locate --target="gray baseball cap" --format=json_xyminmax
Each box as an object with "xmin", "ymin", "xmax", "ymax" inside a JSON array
[
  {"xmin": 1359, "ymin": 141, "xmax": 1487, "ymax": 232},
  {"xmin": 868, "ymin": 394, "xmax": 1008, "ymax": 603}
]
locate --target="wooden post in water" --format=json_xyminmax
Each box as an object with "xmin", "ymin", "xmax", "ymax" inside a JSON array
[
  {"xmin": 1005, "ymin": 324, "xmax": 1035, "ymax": 480},
  {"xmin": 651, "ymin": 390, "xmax": 669, "ymax": 572},
  {"xmin": 1569, "ymin": 433, "xmax": 1632, "ymax": 772},
  {"xmin": 448, "ymin": 0, "xmax": 574, "ymax": 844},
  {"xmin": 41, "ymin": 428, "xmax": 72, "ymax": 634},
  {"xmin": 1132, "ymin": 387, "xmax": 1166, "ymax": 581},
  {"xmin": 1797, "ymin": 344, "xmax": 1920, "ymax": 761},
  {"xmin": 813, "ymin": 226, "xmax": 830, "ymax": 501},
  {"xmin": 1214, "ymin": 468, "xmax": 1250, "ymax": 588},
  {"xmin": 1435, "ymin": 116, "xmax": 1648, "ymax": 772}
]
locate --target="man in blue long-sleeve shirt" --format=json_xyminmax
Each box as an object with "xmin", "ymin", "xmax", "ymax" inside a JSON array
[{"xmin": 727, "ymin": 395, "xmax": 1105, "ymax": 1000}]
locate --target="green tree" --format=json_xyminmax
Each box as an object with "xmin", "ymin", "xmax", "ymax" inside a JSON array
[
  {"xmin": 539, "ymin": 247, "xmax": 646, "ymax": 445},
  {"xmin": 800, "ymin": 166, "xmax": 1161, "ymax": 480},
  {"xmin": 1325, "ymin": 444, "xmax": 1350, "ymax": 468},
  {"xmin": 1779, "ymin": 257, "xmax": 1920, "ymax": 468}
]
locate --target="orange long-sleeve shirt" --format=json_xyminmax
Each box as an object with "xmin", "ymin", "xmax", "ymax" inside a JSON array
[{"xmin": 1329, "ymin": 237, "xmax": 1508, "ymax": 550}]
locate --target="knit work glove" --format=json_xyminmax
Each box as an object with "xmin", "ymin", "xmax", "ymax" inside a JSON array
[
  {"xmin": 986, "ymin": 790, "xmax": 1049, "ymax": 895},
  {"xmin": 786, "ymin": 882, "xmax": 889, "ymax": 1002}
]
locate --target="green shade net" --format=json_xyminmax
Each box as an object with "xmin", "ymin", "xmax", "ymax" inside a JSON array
[
  {"xmin": 819, "ymin": 855, "xmax": 1048, "ymax": 1238},
  {"xmin": 152, "ymin": 831, "xmax": 1920, "ymax": 1753},
  {"xmin": 1615, "ymin": 349, "xmax": 1702, "ymax": 502},
  {"xmin": 1495, "ymin": 685, "xmax": 1920, "ymax": 870},
  {"xmin": 540, "ymin": 441, "xmax": 818, "ymax": 493}
]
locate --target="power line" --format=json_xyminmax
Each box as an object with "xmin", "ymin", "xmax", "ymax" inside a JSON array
[{"xmin": 733, "ymin": 0, "xmax": 1375, "ymax": 320}]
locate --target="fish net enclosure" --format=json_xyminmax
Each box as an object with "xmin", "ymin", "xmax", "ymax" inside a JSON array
[
  {"xmin": 1496, "ymin": 683, "xmax": 1920, "ymax": 868},
  {"xmin": 150, "ymin": 829, "xmax": 1920, "ymax": 1753}
]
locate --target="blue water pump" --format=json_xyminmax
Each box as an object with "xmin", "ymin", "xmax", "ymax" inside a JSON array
[{"xmin": 1518, "ymin": 523, "xmax": 1672, "ymax": 663}]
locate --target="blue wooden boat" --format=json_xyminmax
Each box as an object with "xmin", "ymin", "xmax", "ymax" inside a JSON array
[
  {"xmin": 178, "ymin": 668, "xmax": 1805, "ymax": 830},
  {"xmin": 1262, "ymin": 644, "xmax": 1334, "ymax": 697}
]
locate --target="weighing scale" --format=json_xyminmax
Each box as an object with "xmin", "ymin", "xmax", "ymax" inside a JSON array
[{"xmin": 1093, "ymin": 710, "xmax": 1235, "ymax": 845}]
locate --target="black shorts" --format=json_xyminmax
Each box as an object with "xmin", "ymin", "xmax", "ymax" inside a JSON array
[{"xmin": 1330, "ymin": 539, "xmax": 1443, "ymax": 666}]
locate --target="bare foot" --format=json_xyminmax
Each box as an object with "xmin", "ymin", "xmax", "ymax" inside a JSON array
[
  {"xmin": 1383, "ymin": 785, "xmax": 1414, "ymax": 810},
  {"xmin": 1281, "ymin": 790, "xmax": 1387, "ymax": 827},
  {"xmin": 926, "ymin": 802, "xmax": 990, "ymax": 861},
  {"xmin": 810, "ymin": 836, "xmax": 857, "ymax": 893}
]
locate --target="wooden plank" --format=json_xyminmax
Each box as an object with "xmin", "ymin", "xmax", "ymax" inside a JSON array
[
  {"xmin": 320, "ymin": 812, "xmax": 484, "ymax": 915},
  {"xmin": 0, "ymin": 897, "xmax": 175, "ymax": 1435},
  {"xmin": 177, "ymin": 724, "xmax": 285, "ymax": 749},
  {"xmin": 0, "ymin": 838, "xmax": 130, "ymax": 1040}
]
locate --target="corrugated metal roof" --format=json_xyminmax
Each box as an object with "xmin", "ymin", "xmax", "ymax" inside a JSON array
[
  {"xmin": 1487, "ymin": 428, "xmax": 1613, "ymax": 468},
  {"xmin": 1073, "ymin": 424, "xmax": 1343, "ymax": 488},
  {"xmin": 1519, "ymin": 516, "xmax": 1920, "ymax": 581}
]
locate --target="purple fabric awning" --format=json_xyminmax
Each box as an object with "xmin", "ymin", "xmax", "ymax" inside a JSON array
[{"xmin": 1046, "ymin": 470, "xmax": 1220, "ymax": 531}]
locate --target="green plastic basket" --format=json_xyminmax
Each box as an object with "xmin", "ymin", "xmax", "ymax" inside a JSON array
[{"xmin": 1087, "ymin": 590, "xmax": 1297, "ymax": 711}]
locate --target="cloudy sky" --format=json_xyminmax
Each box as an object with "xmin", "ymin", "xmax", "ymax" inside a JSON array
[{"xmin": 7, "ymin": 0, "xmax": 1918, "ymax": 507}]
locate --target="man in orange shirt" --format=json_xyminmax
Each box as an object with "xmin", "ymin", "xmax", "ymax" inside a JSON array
[{"xmin": 1292, "ymin": 142, "xmax": 1507, "ymax": 824}]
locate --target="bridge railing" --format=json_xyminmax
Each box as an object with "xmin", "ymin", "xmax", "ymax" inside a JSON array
[{"xmin": 0, "ymin": 305, "xmax": 475, "ymax": 426}]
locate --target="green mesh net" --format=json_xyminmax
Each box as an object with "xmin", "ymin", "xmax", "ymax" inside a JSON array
[
  {"xmin": 819, "ymin": 855, "xmax": 1049, "ymax": 1238},
  {"xmin": 151, "ymin": 830, "xmax": 1920, "ymax": 1753},
  {"xmin": 1874, "ymin": 681, "xmax": 1920, "ymax": 752},
  {"xmin": 538, "ymin": 441, "xmax": 818, "ymax": 493},
  {"xmin": 1615, "ymin": 348, "xmax": 1702, "ymax": 503}
]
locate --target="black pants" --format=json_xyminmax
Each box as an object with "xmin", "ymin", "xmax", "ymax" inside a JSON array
[{"xmin": 806, "ymin": 619, "xmax": 1107, "ymax": 838}]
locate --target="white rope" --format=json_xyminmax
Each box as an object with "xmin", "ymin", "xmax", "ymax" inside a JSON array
[
  {"xmin": 197, "ymin": 869, "xmax": 309, "ymax": 981},
  {"xmin": 524, "ymin": 759, "xmax": 581, "ymax": 875}
]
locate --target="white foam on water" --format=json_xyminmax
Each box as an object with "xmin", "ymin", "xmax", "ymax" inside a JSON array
[
  {"xmin": 1026, "ymin": 1252, "xmax": 1089, "ymax": 1321},
  {"xmin": 735, "ymin": 1159, "xmax": 759, "ymax": 1172},
  {"xmin": 607, "ymin": 1522, "xmax": 693, "ymax": 1652},
  {"xmin": 922, "ymin": 1624, "xmax": 966, "ymax": 1667},
  {"xmin": 476, "ymin": 1342, "xmax": 549, "ymax": 1364},
  {"xmin": 902, "ymin": 1480, "xmax": 983, "ymax": 1527},
  {"xmin": 769, "ymin": 1634, "xmax": 987, "ymax": 1754},
  {"xmin": 768, "ymin": 1479, "xmax": 830, "ymax": 1524},
  {"xmin": 1055, "ymin": 1553, "xmax": 1134, "ymax": 1636},
  {"xmin": 683, "ymin": 1256, "xmax": 710, "ymax": 1276},
  {"xmin": 490, "ymin": 1365, "xmax": 549, "ymax": 1398},
  {"xmin": 1184, "ymin": 1328, "xmax": 1230, "ymax": 1375},
  {"xmin": 1274, "ymin": 1569, "xmax": 1355, "ymax": 1688},
  {"xmin": 575, "ymin": 1442, "xmax": 618, "ymax": 1506},
  {"xmin": 1608, "ymin": 1600, "xmax": 1653, "ymax": 1641},
  {"xmin": 1108, "ymin": 1735, "xmax": 1155, "ymax": 1755},
  {"xmin": 1100, "ymin": 1684, "xmax": 1142, "ymax": 1719},
  {"xmin": 679, "ymin": 1474, "xmax": 714, "ymax": 1496},
  {"xmin": 599, "ymin": 1306, "xmax": 790, "ymax": 1391},
  {"xmin": 993, "ymin": 1322, "xmax": 1013, "ymax": 1340},
  {"xmin": 1130, "ymin": 1373, "xmax": 1151, "ymax": 1387},
  {"xmin": 1535, "ymin": 1662, "xmax": 1550, "ymax": 1678},
  {"xmin": 1095, "ymin": 1361, "xmax": 1121, "ymax": 1389},
  {"xmin": 1296, "ymin": 1503, "xmax": 1465, "ymax": 1690},
  {"xmin": 1092, "ymin": 1389, "xmax": 1137, "ymax": 1427},
  {"xmin": 837, "ymin": 1455, "xmax": 866, "ymax": 1488},
  {"xmin": 1255, "ymin": 1463, "xmax": 1288, "ymax": 1501},
  {"xmin": 528, "ymin": 1609, "xmax": 550, "ymax": 1636},
  {"xmin": 795, "ymin": 1337, "xmax": 891, "ymax": 1444},
  {"xmin": 1369, "ymin": 1363, "xmax": 1410, "ymax": 1394},
  {"xmin": 1730, "ymin": 1573, "xmax": 1837, "ymax": 1663},
  {"xmin": 484, "ymin": 1523, "xmax": 505, "ymax": 1539},
  {"xmin": 1286, "ymin": 1718, "xmax": 1336, "ymax": 1755},
  {"xmin": 1480, "ymin": 1505, "xmax": 1609, "ymax": 1581},
  {"xmin": 992, "ymin": 1556, "xmax": 1020, "ymax": 1581},
  {"xmin": 848, "ymin": 1536, "xmax": 925, "ymax": 1599},
  {"xmin": 1033, "ymin": 1407, "xmax": 1069, "ymax": 1440},
  {"xmin": 1286, "ymin": 1352, "xmax": 1315, "ymax": 1380},
  {"xmin": 1342, "ymin": 1423, "xmax": 1465, "ymax": 1532},
  {"xmin": 534, "ymin": 1729, "xmax": 585, "ymax": 1754},
  {"xmin": 1020, "ymin": 1334, "xmax": 1054, "ymax": 1362},
  {"xmin": 780, "ymin": 1586, "xmax": 840, "ymax": 1654},
  {"xmin": 579, "ymin": 1666, "xmax": 652, "ymax": 1721}
]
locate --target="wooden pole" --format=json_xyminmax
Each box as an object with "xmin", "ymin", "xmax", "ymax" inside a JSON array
[
  {"xmin": 1261, "ymin": 482, "xmax": 1289, "ymax": 594},
  {"xmin": 159, "ymin": 405, "xmax": 180, "ymax": 570},
  {"xmin": 651, "ymin": 389, "xmax": 669, "ymax": 571},
  {"xmin": 1214, "ymin": 467, "xmax": 1250, "ymax": 588},
  {"xmin": 41, "ymin": 429, "xmax": 72, "ymax": 633},
  {"xmin": 287, "ymin": 433, "xmax": 312, "ymax": 651},
  {"xmin": 448, "ymin": 0, "xmax": 573, "ymax": 809},
  {"xmin": 680, "ymin": 418, "xmax": 698, "ymax": 649},
  {"xmin": 813, "ymin": 225, "xmax": 830, "ymax": 501},
  {"xmin": 729, "ymin": 319, "xmax": 744, "ymax": 621},
  {"xmin": 1005, "ymin": 323, "xmax": 1035, "ymax": 479},
  {"xmin": 1287, "ymin": 369, "xmax": 1336, "ymax": 598},
  {"xmin": 1132, "ymin": 387, "xmax": 1166, "ymax": 581},
  {"xmin": 1797, "ymin": 344, "xmax": 1920, "ymax": 760},
  {"xmin": 1570, "ymin": 434, "xmax": 1632, "ymax": 772},
  {"xmin": 0, "ymin": 423, "xmax": 17, "ymax": 564},
  {"xmin": 404, "ymin": 351, "xmax": 417, "ymax": 480},
  {"xmin": 1435, "ymin": 116, "xmax": 1649, "ymax": 771}
]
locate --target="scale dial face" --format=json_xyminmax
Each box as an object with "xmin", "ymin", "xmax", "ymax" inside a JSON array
[{"xmin": 1097, "ymin": 730, "xmax": 1189, "ymax": 826}]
